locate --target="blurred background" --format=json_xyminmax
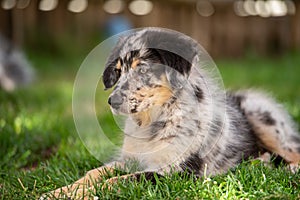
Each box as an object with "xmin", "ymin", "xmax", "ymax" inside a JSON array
[
  {"xmin": 1, "ymin": 1, "xmax": 300, "ymax": 198},
  {"xmin": 0, "ymin": 0, "xmax": 299, "ymax": 58},
  {"xmin": 0, "ymin": 0, "xmax": 300, "ymax": 57}
]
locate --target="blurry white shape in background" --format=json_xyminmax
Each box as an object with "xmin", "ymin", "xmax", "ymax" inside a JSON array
[
  {"xmin": 196, "ymin": 0, "xmax": 215, "ymax": 17},
  {"xmin": 1, "ymin": 0, "xmax": 16, "ymax": 10},
  {"xmin": 39, "ymin": 0, "xmax": 58, "ymax": 11},
  {"xmin": 234, "ymin": 0, "xmax": 296, "ymax": 17},
  {"xmin": 255, "ymin": 0, "xmax": 271, "ymax": 17},
  {"xmin": 234, "ymin": 0, "xmax": 249, "ymax": 17},
  {"xmin": 244, "ymin": 0, "xmax": 257, "ymax": 16},
  {"xmin": 267, "ymin": 0, "xmax": 287, "ymax": 16},
  {"xmin": 103, "ymin": 0, "xmax": 125, "ymax": 14},
  {"xmin": 68, "ymin": 0, "xmax": 88, "ymax": 13},
  {"xmin": 0, "ymin": 35, "xmax": 34, "ymax": 92},
  {"xmin": 129, "ymin": 0, "xmax": 153, "ymax": 16}
]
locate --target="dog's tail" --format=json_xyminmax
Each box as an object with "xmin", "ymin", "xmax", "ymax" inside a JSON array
[{"xmin": 0, "ymin": 35, "xmax": 34, "ymax": 91}]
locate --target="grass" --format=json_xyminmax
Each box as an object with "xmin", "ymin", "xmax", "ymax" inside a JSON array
[{"xmin": 0, "ymin": 50, "xmax": 300, "ymax": 199}]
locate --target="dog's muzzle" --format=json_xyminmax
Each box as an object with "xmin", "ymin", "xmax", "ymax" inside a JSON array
[{"xmin": 108, "ymin": 93, "xmax": 123, "ymax": 109}]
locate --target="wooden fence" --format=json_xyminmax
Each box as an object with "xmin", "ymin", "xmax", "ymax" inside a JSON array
[{"xmin": 0, "ymin": 0, "xmax": 299, "ymax": 58}]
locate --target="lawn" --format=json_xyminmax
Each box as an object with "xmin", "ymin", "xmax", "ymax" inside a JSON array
[{"xmin": 0, "ymin": 50, "xmax": 300, "ymax": 199}]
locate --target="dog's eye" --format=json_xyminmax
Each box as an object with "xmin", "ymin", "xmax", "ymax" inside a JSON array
[{"xmin": 140, "ymin": 67, "xmax": 148, "ymax": 74}]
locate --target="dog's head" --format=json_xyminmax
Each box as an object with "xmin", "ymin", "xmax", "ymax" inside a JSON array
[{"xmin": 102, "ymin": 28, "xmax": 198, "ymax": 116}]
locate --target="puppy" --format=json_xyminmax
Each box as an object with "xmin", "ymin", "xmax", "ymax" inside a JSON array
[{"xmin": 43, "ymin": 27, "xmax": 300, "ymax": 199}]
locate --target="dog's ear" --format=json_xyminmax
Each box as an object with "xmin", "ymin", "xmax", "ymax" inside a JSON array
[
  {"xmin": 155, "ymin": 49, "xmax": 192, "ymax": 76},
  {"xmin": 146, "ymin": 48, "xmax": 191, "ymax": 90},
  {"xmin": 102, "ymin": 37, "xmax": 126, "ymax": 89},
  {"xmin": 102, "ymin": 60, "xmax": 121, "ymax": 89}
]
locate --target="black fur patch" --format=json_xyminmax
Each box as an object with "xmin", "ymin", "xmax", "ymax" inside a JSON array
[
  {"xmin": 123, "ymin": 50, "xmax": 140, "ymax": 71},
  {"xmin": 143, "ymin": 48, "xmax": 192, "ymax": 76},
  {"xmin": 143, "ymin": 29, "xmax": 197, "ymax": 72},
  {"xmin": 102, "ymin": 36, "xmax": 128, "ymax": 89},
  {"xmin": 227, "ymin": 93, "xmax": 245, "ymax": 107},
  {"xmin": 272, "ymin": 155, "xmax": 286, "ymax": 167},
  {"xmin": 102, "ymin": 64, "xmax": 121, "ymax": 89},
  {"xmin": 260, "ymin": 111, "xmax": 276, "ymax": 126},
  {"xmin": 193, "ymin": 85, "xmax": 204, "ymax": 102},
  {"xmin": 131, "ymin": 108, "xmax": 138, "ymax": 113},
  {"xmin": 156, "ymin": 49, "xmax": 191, "ymax": 75},
  {"xmin": 179, "ymin": 152, "xmax": 202, "ymax": 174}
]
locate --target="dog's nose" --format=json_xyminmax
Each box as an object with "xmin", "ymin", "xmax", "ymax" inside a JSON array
[{"xmin": 108, "ymin": 94, "xmax": 123, "ymax": 109}]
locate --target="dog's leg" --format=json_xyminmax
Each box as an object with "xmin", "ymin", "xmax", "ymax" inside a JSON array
[
  {"xmin": 250, "ymin": 121, "xmax": 300, "ymax": 173},
  {"xmin": 233, "ymin": 91, "xmax": 300, "ymax": 172},
  {"xmin": 40, "ymin": 162, "xmax": 124, "ymax": 199},
  {"xmin": 102, "ymin": 171, "xmax": 162, "ymax": 190},
  {"xmin": 60, "ymin": 172, "xmax": 162, "ymax": 199}
]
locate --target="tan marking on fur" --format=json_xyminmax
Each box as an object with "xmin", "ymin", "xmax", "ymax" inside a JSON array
[
  {"xmin": 136, "ymin": 75, "xmax": 172, "ymax": 106},
  {"xmin": 150, "ymin": 86, "xmax": 173, "ymax": 106},
  {"xmin": 131, "ymin": 58, "xmax": 140, "ymax": 69},
  {"xmin": 131, "ymin": 73, "xmax": 172, "ymax": 127},
  {"xmin": 254, "ymin": 126, "xmax": 300, "ymax": 163},
  {"xmin": 133, "ymin": 110, "xmax": 151, "ymax": 126},
  {"xmin": 132, "ymin": 84, "xmax": 172, "ymax": 127},
  {"xmin": 116, "ymin": 59, "xmax": 122, "ymax": 70}
]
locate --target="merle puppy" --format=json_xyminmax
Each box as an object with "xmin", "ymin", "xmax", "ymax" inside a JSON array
[{"xmin": 43, "ymin": 28, "xmax": 300, "ymax": 199}]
